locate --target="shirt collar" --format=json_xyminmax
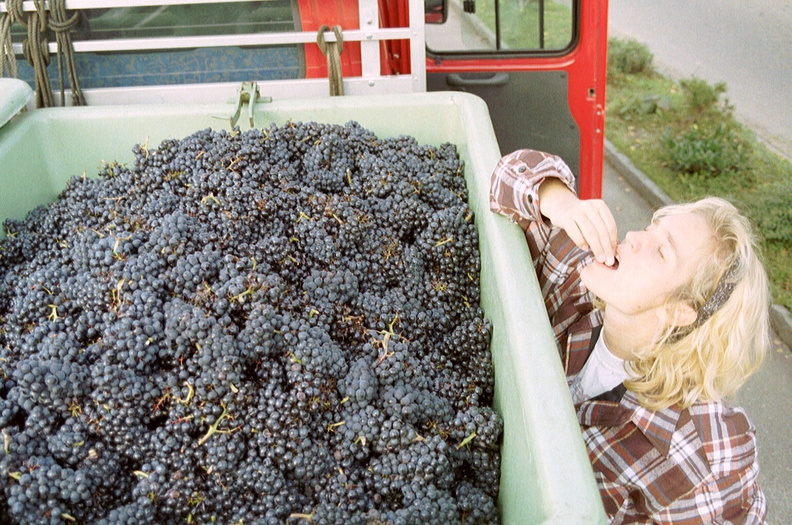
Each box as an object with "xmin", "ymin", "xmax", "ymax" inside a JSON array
[
  {"xmin": 577, "ymin": 388, "xmax": 686, "ymax": 457},
  {"xmin": 621, "ymin": 391, "xmax": 685, "ymax": 456}
]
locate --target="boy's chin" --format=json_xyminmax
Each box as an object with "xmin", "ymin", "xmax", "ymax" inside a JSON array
[{"xmin": 580, "ymin": 261, "xmax": 619, "ymax": 295}]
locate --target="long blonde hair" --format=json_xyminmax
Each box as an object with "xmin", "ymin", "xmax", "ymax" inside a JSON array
[{"xmin": 624, "ymin": 197, "xmax": 770, "ymax": 410}]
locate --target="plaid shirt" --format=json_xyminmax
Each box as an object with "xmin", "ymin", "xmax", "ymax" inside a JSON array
[{"xmin": 490, "ymin": 149, "xmax": 767, "ymax": 524}]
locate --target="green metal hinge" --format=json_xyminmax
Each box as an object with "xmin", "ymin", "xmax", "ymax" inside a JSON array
[{"xmin": 229, "ymin": 82, "xmax": 272, "ymax": 128}]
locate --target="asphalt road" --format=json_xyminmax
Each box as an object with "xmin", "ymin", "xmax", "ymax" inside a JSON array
[{"xmin": 608, "ymin": 0, "xmax": 792, "ymax": 159}]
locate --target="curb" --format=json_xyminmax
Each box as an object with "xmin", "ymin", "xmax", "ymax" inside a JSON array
[
  {"xmin": 770, "ymin": 305, "xmax": 792, "ymax": 350},
  {"xmin": 604, "ymin": 140, "xmax": 792, "ymax": 351},
  {"xmin": 604, "ymin": 140, "xmax": 674, "ymax": 209}
]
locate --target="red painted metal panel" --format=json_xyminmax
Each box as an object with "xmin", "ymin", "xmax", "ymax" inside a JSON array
[
  {"xmin": 378, "ymin": 0, "xmax": 411, "ymax": 75},
  {"xmin": 296, "ymin": 0, "xmax": 413, "ymax": 78},
  {"xmin": 297, "ymin": 0, "xmax": 363, "ymax": 78}
]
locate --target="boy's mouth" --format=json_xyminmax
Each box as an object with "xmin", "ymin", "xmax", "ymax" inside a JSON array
[
  {"xmin": 606, "ymin": 243, "xmax": 623, "ymax": 270},
  {"xmin": 600, "ymin": 253, "xmax": 620, "ymax": 271}
]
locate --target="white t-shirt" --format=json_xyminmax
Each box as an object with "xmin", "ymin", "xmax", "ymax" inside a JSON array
[{"xmin": 570, "ymin": 330, "xmax": 630, "ymax": 405}]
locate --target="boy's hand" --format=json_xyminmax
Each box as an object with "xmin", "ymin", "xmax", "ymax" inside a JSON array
[{"xmin": 538, "ymin": 178, "xmax": 618, "ymax": 266}]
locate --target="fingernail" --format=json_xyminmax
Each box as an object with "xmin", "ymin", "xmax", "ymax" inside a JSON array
[{"xmin": 606, "ymin": 256, "xmax": 614, "ymax": 267}]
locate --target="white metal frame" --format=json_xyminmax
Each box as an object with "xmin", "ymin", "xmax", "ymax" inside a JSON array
[{"xmin": 1, "ymin": 0, "xmax": 427, "ymax": 105}]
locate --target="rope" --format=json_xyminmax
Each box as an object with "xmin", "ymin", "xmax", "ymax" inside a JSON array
[
  {"xmin": 1, "ymin": 11, "xmax": 18, "ymax": 78},
  {"xmin": 2, "ymin": 0, "xmax": 27, "ymax": 79},
  {"xmin": 24, "ymin": 0, "xmax": 53, "ymax": 108},
  {"xmin": 2, "ymin": 0, "xmax": 84, "ymax": 107},
  {"xmin": 48, "ymin": 0, "xmax": 85, "ymax": 106},
  {"xmin": 316, "ymin": 25, "xmax": 344, "ymax": 96}
]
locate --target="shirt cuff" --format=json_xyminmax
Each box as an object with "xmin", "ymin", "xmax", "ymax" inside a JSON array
[{"xmin": 490, "ymin": 149, "xmax": 577, "ymax": 224}]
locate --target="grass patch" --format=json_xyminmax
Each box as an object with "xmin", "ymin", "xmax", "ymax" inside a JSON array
[{"xmin": 607, "ymin": 38, "xmax": 792, "ymax": 311}]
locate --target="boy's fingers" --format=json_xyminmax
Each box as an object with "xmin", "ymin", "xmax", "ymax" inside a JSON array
[
  {"xmin": 595, "ymin": 201, "xmax": 619, "ymax": 250},
  {"xmin": 575, "ymin": 209, "xmax": 614, "ymax": 264},
  {"xmin": 563, "ymin": 222, "xmax": 589, "ymax": 253},
  {"xmin": 555, "ymin": 200, "xmax": 617, "ymax": 265},
  {"xmin": 584, "ymin": 201, "xmax": 617, "ymax": 265},
  {"xmin": 574, "ymin": 215, "xmax": 605, "ymax": 260}
]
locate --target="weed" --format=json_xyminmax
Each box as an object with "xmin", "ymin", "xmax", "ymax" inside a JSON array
[
  {"xmin": 748, "ymin": 177, "xmax": 792, "ymax": 244},
  {"xmin": 608, "ymin": 38, "xmax": 655, "ymax": 76},
  {"xmin": 663, "ymin": 122, "xmax": 753, "ymax": 177},
  {"xmin": 680, "ymin": 76, "xmax": 729, "ymax": 113}
]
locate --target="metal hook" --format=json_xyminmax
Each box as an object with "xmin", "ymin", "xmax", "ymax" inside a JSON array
[{"xmin": 229, "ymin": 82, "xmax": 270, "ymax": 128}]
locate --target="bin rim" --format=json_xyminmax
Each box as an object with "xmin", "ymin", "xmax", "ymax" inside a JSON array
[{"xmin": 0, "ymin": 79, "xmax": 33, "ymax": 130}]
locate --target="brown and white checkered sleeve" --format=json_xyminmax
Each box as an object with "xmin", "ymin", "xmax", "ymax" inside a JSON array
[{"xmin": 489, "ymin": 148, "xmax": 577, "ymax": 227}]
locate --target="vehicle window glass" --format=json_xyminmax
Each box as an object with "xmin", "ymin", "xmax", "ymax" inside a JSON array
[
  {"xmin": 64, "ymin": 1, "xmax": 294, "ymax": 40},
  {"xmin": 425, "ymin": 0, "xmax": 575, "ymax": 53},
  {"xmin": 7, "ymin": 1, "xmax": 301, "ymax": 89}
]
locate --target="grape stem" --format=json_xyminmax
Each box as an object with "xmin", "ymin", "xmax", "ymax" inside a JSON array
[
  {"xmin": 456, "ymin": 431, "xmax": 477, "ymax": 450},
  {"xmin": 198, "ymin": 405, "xmax": 238, "ymax": 445}
]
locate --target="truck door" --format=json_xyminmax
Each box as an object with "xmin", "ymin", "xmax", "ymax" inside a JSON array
[{"xmin": 423, "ymin": 0, "xmax": 608, "ymax": 199}]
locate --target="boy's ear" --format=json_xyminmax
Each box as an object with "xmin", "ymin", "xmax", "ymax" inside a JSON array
[{"xmin": 659, "ymin": 301, "xmax": 698, "ymax": 328}]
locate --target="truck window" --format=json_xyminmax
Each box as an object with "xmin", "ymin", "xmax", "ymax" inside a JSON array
[
  {"xmin": 425, "ymin": 0, "xmax": 574, "ymax": 53},
  {"xmin": 8, "ymin": 1, "xmax": 303, "ymax": 89},
  {"xmin": 69, "ymin": 1, "xmax": 296, "ymax": 40}
]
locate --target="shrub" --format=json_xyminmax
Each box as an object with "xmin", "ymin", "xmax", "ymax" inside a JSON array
[
  {"xmin": 748, "ymin": 177, "xmax": 792, "ymax": 244},
  {"xmin": 680, "ymin": 76, "xmax": 729, "ymax": 113},
  {"xmin": 663, "ymin": 122, "xmax": 753, "ymax": 177},
  {"xmin": 608, "ymin": 38, "xmax": 654, "ymax": 76},
  {"xmin": 615, "ymin": 93, "xmax": 673, "ymax": 119}
]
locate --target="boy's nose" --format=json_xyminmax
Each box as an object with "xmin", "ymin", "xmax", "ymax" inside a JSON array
[
  {"xmin": 624, "ymin": 230, "xmax": 640, "ymax": 247},
  {"xmin": 624, "ymin": 230, "xmax": 654, "ymax": 254}
]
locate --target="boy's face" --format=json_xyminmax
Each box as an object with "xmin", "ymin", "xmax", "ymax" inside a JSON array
[{"xmin": 581, "ymin": 211, "xmax": 713, "ymax": 321}]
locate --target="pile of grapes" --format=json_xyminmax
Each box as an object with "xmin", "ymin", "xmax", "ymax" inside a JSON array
[{"xmin": 0, "ymin": 121, "xmax": 502, "ymax": 524}]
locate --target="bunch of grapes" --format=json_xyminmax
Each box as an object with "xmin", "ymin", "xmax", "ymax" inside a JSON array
[{"xmin": 0, "ymin": 121, "xmax": 502, "ymax": 524}]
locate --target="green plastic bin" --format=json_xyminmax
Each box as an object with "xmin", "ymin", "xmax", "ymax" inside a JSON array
[{"xmin": 0, "ymin": 91, "xmax": 607, "ymax": 524}]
